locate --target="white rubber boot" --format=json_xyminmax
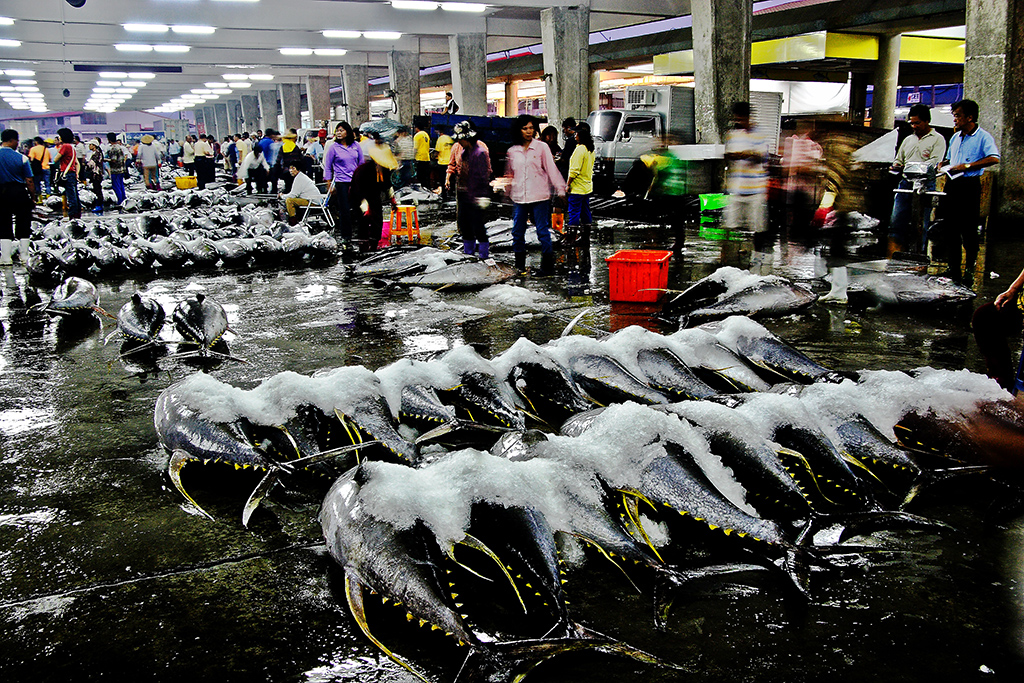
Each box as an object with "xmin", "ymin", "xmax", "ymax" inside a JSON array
[
  {"xmin": 820, "ymin": 266, "xmax": 849, "ymax": 304},
  {"xmin": 18, "ymin": 238, "xmax": 31, "ymax": 263},
  {"xmin": 0, "ymin": 239, "xmax": 13, "ymax": 266}
]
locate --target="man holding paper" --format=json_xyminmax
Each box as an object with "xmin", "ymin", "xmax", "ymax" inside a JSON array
[{"xmin": 939, "ymin": 99, "xmax": 1000, "ymax": 286}]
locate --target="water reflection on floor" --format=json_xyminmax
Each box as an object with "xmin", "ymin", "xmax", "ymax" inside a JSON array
[{"xmin": 0, "ymin": 213, "xmax": 1022, "ymax": 682}]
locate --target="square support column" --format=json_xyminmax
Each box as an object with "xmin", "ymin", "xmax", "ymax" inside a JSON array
[
  {"xmin": 194, "ymin": 108, "xmax": 207, "ymax": 136},
  {"xmin": 203, "ymin": 106, "xmax": 219, "ymax": 140},
  {"xmin": 871, "ymin": 34, "xmax": 901, "ymax": 130},
  {"xmin": 279, "ymin": 83, "xmax": 303, "ymax": 132},
  {"xmin": 342, "ymin": 65, "xmax": 370, "ymax": 126},
  {"xmin": 966, "ymin": 0, "xmax": 1024, "ymax": 219},
  {"xmin": 504, "ymin": 79, "xmax": 519, "ymax": 117},
  {"xmin": 214, "ymin": 102, "xmax": 230, "ymax": 141},
  {"xmin": 388, "ymin": 50, "xmax": 421, "ymax": 125},
  {"xmin": 540, "ymin": 6, "xmax": 591, "ymax": 128},
  {"xmin": 449, "ymin": 33, "xmax": 488, "ymax": 116},
  {"xmin": 692, "ymin": 0, "xmax": 752, "ymax": 145},
  {"xmin": 306, "ymin": 75, "xmax": 333, "ymax": 125},
  {"xmin": 241, "ymin": 94, "xmax": 260, "ymax": 133},
  {"xmin": 258, "ymin": 89, "xmax": 280, "ymax": 132}
]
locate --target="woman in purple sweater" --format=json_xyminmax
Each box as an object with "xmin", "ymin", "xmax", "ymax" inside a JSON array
[{"xmin": 323, "ymin": 121, "xmax": 364, "ymax": 245}]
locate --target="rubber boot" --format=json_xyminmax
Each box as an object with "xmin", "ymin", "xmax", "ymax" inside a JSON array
[
  {"xmin": 820, "ymin": 266, "xmax": 849, "ymax": 304},
  {"xmin": 0, "ymin": 239, "xmax": 12, "ymax": 266},
  {"xmin": 514, "ymin": 251, "xmax": 527, "ymax": 275},
  {"xmin": 463, "ymin": 239, "xmax": 476, "ymax": 256},
  {"xmin": 18, "ymin": 238, "xmax": 30, "ymax": 263},
  {"xmin": 477, "ymin": 242, "xmax": 489, "ymax": 260},
  {"xmin": 963, "ymin": 252, "xmax": 978, "ymax": 289},
  {"xmin": 536, "ymin": 252, "xmax": 555, "ymax": 277}
]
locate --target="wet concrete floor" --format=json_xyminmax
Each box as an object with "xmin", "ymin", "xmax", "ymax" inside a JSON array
[{"xmin": 1, "ymin": 208, "xmax": 1023, "ymax": 682}]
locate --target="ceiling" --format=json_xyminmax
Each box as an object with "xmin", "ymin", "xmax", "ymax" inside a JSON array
[{"xmin": 0, "ymin": 0, "xmax": 966, "ymax": 117}]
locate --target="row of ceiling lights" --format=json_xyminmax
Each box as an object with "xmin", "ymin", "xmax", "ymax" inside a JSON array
[
  {"xmin": 0, "ymin": 68, "xmax": 46, "ymax": 112},
  {"xmin": 148, "ymin": 73, "xmax": 275, "ymax": 114}
]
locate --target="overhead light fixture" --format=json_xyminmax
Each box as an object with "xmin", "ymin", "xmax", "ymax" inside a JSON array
[
  {"xmin": 116, "ymin": 88, "xmax": 138, "ymax": 94},
  {"xmin": 322, "ymin": 30, "xmax": 361, "ymax": 39},
  {"xmin": 0, "ymin": 86, "xmax": 13, "ymax": 91},
  {"xmin": 248, "ymin": 73, "xmax": 273, "ymax": 80},
  {"xmin": 115, "ymin": 44, "xmax": 153, "ymax": 52},
  {"xmin": 210, "ymin": 89, "xmax": 232, "ymax": 95},
  {"xmin": 392, "ymin": 1, "xmax": 439, "ymax": 9},
  {"xmin": 0, "ymin": 39, "xmax": 22, "ymax": 48},
  {"xmin": 191, "ymin": 88, "xmax": 212, "ymax": 94},
  {"xmin": 99, "ymin": 71, "xmax": 129, "ymax": 78},
  {"xmin": 204, "ymin": 82, "xmax": 229, "ymax": 88},
  {"xmin": 128, "ymin": 72, "xmax": 156, "ymax": 79},
  {"xmin": 440, "ymin": 2, "xmax": 486, "ymax": 10},
  {"xmin": 123, "ymin": 23, "xmax": 169, "ymax": 33},
  {"xmin": 203, "ymin": 94, "xmax": 220, "ymax": 99},
  {"xmin": 93, "ymin": 87, "xmax": 117, "ymax": 93},
  {"xmin": 121, "ymin": 81, "xmax": 147, "ymax": 87},
  {"xmin": 172, "ymin": 25, "xmax": 216, "ymax": 35},
  {"xmin": 15, "ymin": 86, "xmax": 39, "ymax": 92},
  {"xmin": 96, "ymin": 80, "xmax": 122, "ymax": 87},
  {"xmin": 10, "ymin": 79, "xmax": 36, "ymax": 85},
  {"xmin": 280, "ymin": 48, "xmax": 313, "ymax": 56},
  {"xmin": 364, "ymin": 31, "xmax": 402, "ymax": 40},
  {"xmin": 222, "ymin": 74, "xmax": 248, "ymax": 81},
  {"xmin": 154, "ymin": 44, "xmax": 190, "ymax": 53},
  {"xmin": 0, "ymin": 17, "xmax": 15, "ymax": 26},
  {"xmin": 4, "ymin": 69, "xmax": 34, "ymax": 77},
  {"xmin": 228, "ymin": 82, "xmax": 253, "ymax": 88},
  {"xmin": 314, "ymin": 48, "xmax": 348, "ymax": 56}
]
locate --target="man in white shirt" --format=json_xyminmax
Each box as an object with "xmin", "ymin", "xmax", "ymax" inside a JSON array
[
  {"xmin": 279, "ymin": 161, "xmax": 322, "ymax": 224},
  {"xmin": 724, "ymin": 101, "xmax": 771, "ymax": 273},
  {"xmin": 888, "ymin": 104, "xmax": 946, "ymax": 256}
]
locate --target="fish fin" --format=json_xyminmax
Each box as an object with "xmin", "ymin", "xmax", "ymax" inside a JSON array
[
  {"xmin": 286, "ymin": 441, "xmax": 381, "ymax": 468},
  {"xmin": 901, "ymin": 465, "xmax": 990, "ymax": 508},
  {"xmin": 455, "ymin": 625, "xmax": 684, "ymax": 683},
  {"xmin": 242, "ymin": 469, "xmax": 279, "ymax": 528},
  {"xmin": 777, "ymin": 447, "xmax": 841, "ymax": 506},
  {"xmin": 559, "ymin": 308, "xmax": 592, "ymax": 338},
  {"xmin": 653, "ymin": 563, "xmax": 771, "ymax": 630},
  {"xmin": 454, "ymin": 533, "xmax": 527, "ymax": 614},
  {"xmin": 118, "ymin": 339, "xmax": 168, "ymax": 358},
  {"xmin": 345, "ymin": 574, "xmax": 432, "ymax": 683},
  {"xmin": 168, "ymin": 450, "xmax": 214, "ymax": 521},
  {"xmin": 618, "ymin": 490, "xmax": 665, "ymax": 564},
  {"xmin": 415, "ymin": 420, "xmax": 506, "ymax": 445},
  {"xmin": 566, "ymin": 533, "xmax": 641, "ymax": 593}
]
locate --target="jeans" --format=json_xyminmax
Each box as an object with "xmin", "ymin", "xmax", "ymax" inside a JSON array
[
  {"xmin": 457, "ymin": 191, "xmax": 488, "ymax": 245},
  {"xmin": 63, "ymin": 171, "xmax": 81, "ymax": 218},
  {"xmin": 111, "ymin": 173, "xmax": 126, "ymax": 204},
  {"xmin": 512, "ymin": 200, "xmax": 553, "ymax": 255},
  {"xmin": 567, "ymin": 193, "xmax": 592, "ymax": 225},
  {"xmin": 889, "ymin": 178, "xmax": 935, "ymax": 249}
]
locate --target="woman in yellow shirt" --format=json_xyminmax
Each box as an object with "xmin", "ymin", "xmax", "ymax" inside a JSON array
[{"xmin": 566, "ymin": 121, "xmax": 596, "ymax": 233}]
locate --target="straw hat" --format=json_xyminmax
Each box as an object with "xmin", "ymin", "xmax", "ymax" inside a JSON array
[
  {"xmin": 282, "ymin": 131, "xmax": 298, "ymax": 139},
  {"xmin": 141, "ymin": 134, "xmax": 154, "ymax": 144}
]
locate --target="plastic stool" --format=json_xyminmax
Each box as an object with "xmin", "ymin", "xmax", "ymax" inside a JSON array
[{"xmin": 390, "ymin": 205, "xmax": 420, "ymax": 244}]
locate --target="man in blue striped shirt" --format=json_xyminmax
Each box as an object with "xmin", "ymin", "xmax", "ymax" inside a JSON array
[{"xmin": 939, "ymin": 99, "xmax": 1000, "ymax": 285}]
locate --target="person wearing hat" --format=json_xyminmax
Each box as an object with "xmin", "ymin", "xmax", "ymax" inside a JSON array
[
  {"xmin": 323, "ymin": 121, "xmax": 365, "ymax": 245},
  {"xmin": 138, "ymin": 134, "xmax": 161, "ymax": 191},
  {"xmin": 349, "ymin": 132, "xmax": 399, "ymax": 252},
  {"xmin": 279, "ymin": 130, "xmax": 303, "ymax": 193},
  {"xmin": 445, "ymin": 122, "xmax": 492, "ymax": 258},
  {"xmin": 87, "ymin": 139, "xmax": 106, "ymax": 213},
  {"xmin": 278, "ymin": 161, "xmax": 322, "ymax": 226}
]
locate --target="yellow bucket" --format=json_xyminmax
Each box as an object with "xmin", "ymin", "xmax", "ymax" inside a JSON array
[{"xmin": 175, "ymin": 176, "xmax": 198, "ymax": 190}]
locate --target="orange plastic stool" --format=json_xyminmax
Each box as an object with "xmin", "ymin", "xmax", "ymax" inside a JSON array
[{"xmin": 390, "ymin": 205, "xmax": 421, "ymax": 244}]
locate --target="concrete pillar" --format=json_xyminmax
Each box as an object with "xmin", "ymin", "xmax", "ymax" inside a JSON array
[
  {"xmin": 388, "ymin": 50, "xmax": 421, "ymax": 124},
  {"xmin": 589, "ymin": 70, "xmax": 602, "ymax": 114},
  {"xmin": 194, "ymin": 108, "xmax": 207, "ymax": 137},
  {"xmin": 279, "ymin": 83, "xmax": 302, "ymax": 132},
  {"xmin": 691, "ymin": 0, "xmax": 752, "ymax": 145},
  {"xmin": 241, "ymin": 94, "xmax": 260, "ymax": 133},
  {"xmin": 257, "ymin": 89, "xmax": 279, "ymax": 132},
  {"xmin": 849, "ymin": 72, "xmax": 870, "ymax": 125},
  {"xmin": 504, "ymin": 79, "xmax": 519, "ymax": 117},
  {"xmin": 203, "ymin": 106, "xmax": 219, "ymax": 139},
  {"xmin": 305, "ymin": 75, "xmax": 332, "ymax": 125},
  {"xmin": 214, "ymin": 102, "xmax": 230, "ymax": 141},
  {"xmin": 965, "ymin": 0, "xmax": 1024, "ymax": 219},
  {"xmin": 540, "ymin": 6, "xmax": 591, "ymax": 129},
  {"xmin": 342, "ymin": 65, "xmax": 370, "ymax": 126},
  {"xmin": 871, "ymin": 34, "xmax": 901, "ymax": 129},
  {"xmin": 449, "ymin": 33, "xmax": 487, "ymax": 116},
  {"xmin": 227, "ymin": 100, "xmax": 243, "ymax": 135}
]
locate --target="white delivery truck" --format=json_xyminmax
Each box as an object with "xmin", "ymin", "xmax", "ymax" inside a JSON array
[{"xmin": 587, "ymin": 86, "xmax": 782, "ymax": 193}]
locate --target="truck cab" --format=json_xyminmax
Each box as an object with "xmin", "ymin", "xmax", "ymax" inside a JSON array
[{"xmin": 588, "ymin": 110, "xmax": 664, "ymax": 182}]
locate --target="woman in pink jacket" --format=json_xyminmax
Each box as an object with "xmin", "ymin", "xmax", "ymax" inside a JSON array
[{"xmin": 504, "ymin": 115, "xmax": 566, "ymax": 276}]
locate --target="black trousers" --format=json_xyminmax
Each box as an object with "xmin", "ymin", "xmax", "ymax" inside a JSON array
[
  {"xmin": 1, "ymin": 182, "xmax": 32, "ymax": 239},
  {"xmin": 939, "ymin": 175, "xmax": 982, "ymax": 275}
]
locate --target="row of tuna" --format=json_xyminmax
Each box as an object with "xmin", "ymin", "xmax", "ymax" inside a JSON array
[
  {"xmin": 153, "ymin": 316, "xmax": 1018, "ymax": 681},
  {"xmin": 25, "ymin": 206, "xmax": 337, "ymax": 283}
]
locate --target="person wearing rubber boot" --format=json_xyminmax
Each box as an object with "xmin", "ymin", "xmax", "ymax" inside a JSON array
[
  {"xmin": 938, "ymin": 99, "xmax": 1000, "ymax": 287},
  {"xmin": 0, "ymin": 128, "xmax": 35, "ymax": 266},
  {"xmin": 445, "ymin": 122, "xmax": 492, "ymax": 258},
  {"xmin": 565, "ymin": 121, "xmax": 596, "ymax": 272},
  {"xmin": 502, "ymin": 115, "xmax": 566, "ymax": 276}
]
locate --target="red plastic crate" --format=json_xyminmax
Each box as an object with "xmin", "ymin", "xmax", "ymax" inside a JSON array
[{"xmin": 605, "ymin": 249, "xmax": 672, "ymax": 302}]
